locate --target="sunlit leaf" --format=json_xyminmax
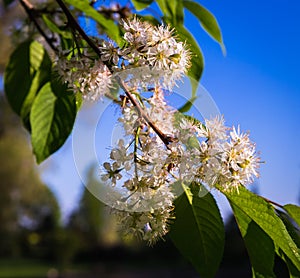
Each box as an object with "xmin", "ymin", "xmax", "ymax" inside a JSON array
[
  {"xmin": 131, "ymin": 0, "xmax": 153, "ymax": 11},
  {"xmin": 156, "ymin": 0, "xmax": 184, "ymax": 25},
  {"xmin": 176, "ymin": 25, "xmax": 203, "ymax": 95},
  {"xmin": 65, "ymin": 0, "xmax": 123, "ymax": 45},
  {"xmin": 4, "ymin": 41, "xmax": 51, "ymax": 128},
  {"xmin": 30, "ymin": 81, "xmax": 76, "ymax": 164},
  {"xmin": 220, "ymin": 185, "xmax": 300, "ymax": 271},
  {"xmin": 137, "ymin": 15, "xmax": 160, "ymax": 26},
  {"xmin": 42, "ymin": 15, "xmax": 73, "ymax": 39},
  {"xmin": 75, "ymin": 93, "xmax": 83, "ymax": 111},
  {"xmin": 178, "ymin": 96, "xmax": 197, "ymax": 113},
  {"xmin": 173, "ymin": 112, "xmax": 204, "ymax": 131},
  {"xmin": 284, "ymin": 204, "xmax": 300, "ymax": 228},
  {"xmin": 169, "ymin": 183, "xmax": 224, "ymax": 278},
  {"xmin": 183, "ymin": 0, "xmax": 225, "ymax": 54}
]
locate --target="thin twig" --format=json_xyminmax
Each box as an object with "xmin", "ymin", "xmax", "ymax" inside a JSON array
[
  {"xmin": 261, "ymin": 196, "xmax": 284, "ymax": 209},
  {"xmin": 55, "ymin": 0, "xmax": 102, "ymax": 57},
  {"xmin": 134, "ymin": 126, "xmax": 140, "ymax": 178},
  {"xmin": 27, "ymin": 0, "xmax": 173, "ymax": 148},
  {"xmin": 98, "ymin": 5, "xmax": 131, "ymax": 20},
  {"xmin": 19, "ymin": 0, "xmax": 58, "ymax": 52},
  {"xmin": 116, "ymin": 76, "xmax": 173, "ymax": 148}
]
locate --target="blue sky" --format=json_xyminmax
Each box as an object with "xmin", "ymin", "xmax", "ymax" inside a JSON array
[
  {"xmin": 197, "ymin": 0, "xmax": 300, "ymax": 207},
  {"xmin": 40, "ymin": 0, "xmax": 300, "ymax": 219}
]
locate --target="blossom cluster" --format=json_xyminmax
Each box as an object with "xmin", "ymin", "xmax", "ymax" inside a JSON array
[
  {"xmin": 100, "ymin": 88, "xmax": 260, "ymax": 244},
  {"xmin": 56, "ymin": 17, "xmax": 190, "ymax": 100},
  {"xmin": 55, "ymin": 16, "xmax": 260, "ymax": 245},
  {"xmin": 176, "ymin": 116, "xmax": 260, "ymax": 190},
  {"xmin": 115, "ymin": 17, "xmax": 190, "ymax": 88},
  {"xmin": 56, "ymin": 57, "xmax": 113, "ymax": 101}
]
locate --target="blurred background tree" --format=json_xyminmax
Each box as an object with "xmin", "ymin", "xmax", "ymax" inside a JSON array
[
  {"xmin": 0, "ymin": 2, "xmax": 24, "ymax": 73},
  {"xmin": 0, "ymin": 95, "xmax": 60, "ymax": 259},
  {"xmin": 0, "ymin": 80, "xmax": 291, "ymax": 276},
  {"xmin": 1, "ymin": 0, "xmax": 299, "ymax": 277}
]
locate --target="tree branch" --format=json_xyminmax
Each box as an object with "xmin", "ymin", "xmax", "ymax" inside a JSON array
[
  {"xmin": 261, "ymin": 196, "xmax": 284, "ymax": 209},
  {"xmin": 55, "ymin": 0, "xmax": 102, "ymax": 57},
  {"xmin": 19, "ymin": 0, "xmax": 58, "ymax": 53},
  {"xmin": 116, "ymin": 76, "xmax": 174, "ymax": 148},
  {"xmin": 25, "ymin": 0, "xmax": 172, "ymax": 148},
  {"xmin": 54, "ymin": 1, "xmax": 174, "ymax": 147}
]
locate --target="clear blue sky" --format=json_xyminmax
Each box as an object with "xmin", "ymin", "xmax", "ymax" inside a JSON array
[
  {"xmin": 40, "ymin": 0, "xmax": 300, "ymax": 219},
  {"xmin": 197, "ymin": 0, "xmax": 300, "ymax": 205}
]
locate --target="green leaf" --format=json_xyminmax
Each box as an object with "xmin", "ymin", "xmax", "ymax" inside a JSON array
[
  {"xmin": 30, "ymin": 81, "xmax": 77, "ymax": 164},
  {"xmin": 4, "ymin": 41, "xmax": 52, "ymax": 128},
  {"xmin": 173, "ymin": 112, "xmax": 204, "ymax": 132},
  {"xmin": 183, "ymin": 0, "xmax": 225, "ymax": 54},
  {"xmin": 219, "ymin": 185, "xmax": 300, "ymax": 271},
  {"xmin": 169, "ymin": 183, "xmax": 225, "ymax": 278},
  {"xmin": 42, "ymin": 15, "xmax": 72, "ymax": 39},
  {"xmin": 283, "ymin": 255, "xmax": 300, "ymax": 278},
  {"xmin": 178, "ymin": 96, "xmax": 197, "ymax": 113},
  {"xmin": 137, "ymin": 15, "xmax": 160, "ymax": 26},
  {"xmin": 65, "ymin": 0, "xmax": 123, "ymax": 45},
  {"xmin": 284, "ymin": 204, "xmax": 300, "ymax": 228},
  {"xmin": 75, "ymin": 93, "xmax": 83, "ymax": 111},
  {"xmin": 276, "ymin": 210, "xmax": 300, "ymax": 276},
  {"xmin": 176, "ymin": 25, "xmax": 204, "ymax": 95},
  {"xmin": 231, "ymin": 203, "xmax": 276, "ymax": 278},
  {"xmin": 156, "ymin": 0, "xmax": 184, "ymax": 25},
  {"xmin": 131, "ymin": 0, "xmax": 153, "ymax": 11},
  {"xmin": 278, "ymin": 211, "xmax": 300, "ymax": 248}
]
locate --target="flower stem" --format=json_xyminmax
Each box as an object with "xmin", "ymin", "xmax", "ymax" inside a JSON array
[
  {"xmin": 52, "ymin": 2, "xmax": 175, "ymax": 148},
  {"xmin": 24, "ymin": 0, "xmax": 174, "ymax": 149},
  {"xmin": 116, "ymin": 76, "xmax": 173, "ymax": 148},
  {"xmin": 134, "ymin": 126, "xmax": 140, "ymax": 178}
]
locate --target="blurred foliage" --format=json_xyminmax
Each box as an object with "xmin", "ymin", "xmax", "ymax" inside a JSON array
[
  {"xmin": 1, "ymin": 1, "xmax": 300, "ymax": 276},
  {"xmin": 66, "ymin": 167, "xmax": 121, "ymax": 262},
  {"xmin": 0, "ymin": 95, "xmax": 60, "ymax": 258},
  {"xmin": 0, "ymin": 2, "xmax": 24, "ymax": 73},
  {"xmin": 0, "ymin": 106, "xmax": 292, "ymax": 275}
]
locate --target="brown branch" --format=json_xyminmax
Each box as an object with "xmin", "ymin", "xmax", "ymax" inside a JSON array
[
  {"xmin": 261, "ymin": 196, "xmax": 284, "ymax": 209},
  {"xmin": 116, "ymin": 76, "xmax": 173, "ymax": 148},
  {"xmin": 54, "ymin": 1, "xmax": 174, "ymax": 148},
  {"xmin": 98, "ymin": 4, "xmax": 131, "ymax": 20},
  {"xmin": 55, "ymin": 0, "xmax": 102, "ymax": 57},
  {"xmin": 19, "ymin": 0, "xmax": 58, "ymax": 53},
  {"xmin": 20, "ymin": 0, "xmax": 174, "ymax": 149},
  {"xmin": 46, "ymin": 1, "xmax": 173, "ymax": 148}
]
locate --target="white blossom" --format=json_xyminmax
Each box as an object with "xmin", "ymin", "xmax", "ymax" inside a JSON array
[
  {"xmin": 113, "ymin": 198, "xmax": 174, "ymax": 245},
  {"xmin": 56, "ymin": 17, "xmax": 260, "ymax": 244},
  {"xmin": 101, "ymin": 162, "xmax": 122, "ymax": 185},
  {"xmin": 56, "ymin": 17, "xmax": 191, "ymax": 100},
  {"xmin": 81, "ymin": 60, "xmax": 113, "ymax": 101},
  {"xmin": 99, "ymin": 40, "xmax": 119, "ymax": 65},
  {"xmin": 56, "ymin": 57, "xmax": 113, "ymax": 101}
]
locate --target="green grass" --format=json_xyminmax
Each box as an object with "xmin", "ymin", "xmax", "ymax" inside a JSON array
[
  {"xmin": 0, "ymin": 259, "xmax": 85, "ymax": 278},
  {"xmin": 0, "ymin": 259, "xmax": 58, "ymax": 278}
]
